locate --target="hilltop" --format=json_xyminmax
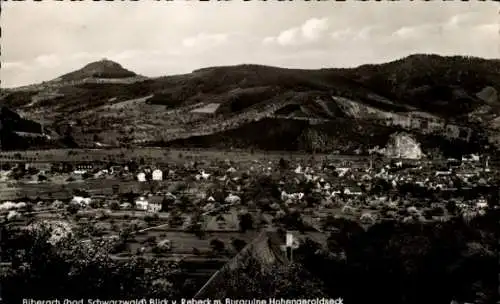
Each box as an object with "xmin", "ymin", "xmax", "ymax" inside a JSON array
[
  {"xmin": 55, "ymin": 59, "xmax": 138, "ymax": 82},
  {"xmin": 1, "ymin": 54, "xmax": 499, "ymax": 155}
]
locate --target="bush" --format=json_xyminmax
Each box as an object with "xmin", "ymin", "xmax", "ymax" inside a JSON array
[
  {"xmin": 109, "ymin": 201, "xmax": 120, "ymax": 211},
  {"xmin": 210, "ymin": 238, "xmax": 225, "ymax": 253},
  {"xmin": 231, "ymin": 238, "xmax": 247, "ymax": 252},
  {"xmin": 66, "ymin": 203, "xmax": 80, "ymax": 215},
  {"xmin": 144, "ymin": 236, "xmax": 157, "ymax": 245}
]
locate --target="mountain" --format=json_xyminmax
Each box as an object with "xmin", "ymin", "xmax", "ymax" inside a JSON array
[
  {"xmin": 55, "ymin": 59, "xmax": 137, "ymax": 82},
  {"xmin": 1, "ymin": 54, "xmax": 499, "ymax": 156}
]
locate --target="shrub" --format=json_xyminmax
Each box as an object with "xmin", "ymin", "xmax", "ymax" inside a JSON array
[
  {"xmin": 210, "ymin": 238, "xmax": 225, "ymax": 253},
  {"xmin": 231, "ymin": 238, "xmax": 247, "ymax": 252},
  {"xmin": 66, "ymin": 203, "xmax": 80, "ymax": 215},
  {"xmin": 360, "ymin": 212, "xmax": 376, "ymax": 225},
  {"xmin": 109, "ymin": 201, "xmax": 120, "ymax": 211},
  {"xmin": 238, "ymin": 213, "xmax": 254, "ymax": 232}
]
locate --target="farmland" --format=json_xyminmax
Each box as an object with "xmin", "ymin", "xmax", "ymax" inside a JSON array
[{"xmin": 0, "ymin": 147, "xmax": 373, "ymax": 164}]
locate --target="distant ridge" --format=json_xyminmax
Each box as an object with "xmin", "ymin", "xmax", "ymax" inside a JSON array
[{"xmin": 1, "ymin": 53, "xmax": 500, "ymax": 154}]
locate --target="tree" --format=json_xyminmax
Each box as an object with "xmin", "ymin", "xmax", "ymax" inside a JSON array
[
  {"xmin": 109, "ymin": 201, "xmax": 120, "ymax": 211},
  {"xmin": 187, "ymin": 222, "xmax": 205, "ymax": 239},
  {"xmin": 231, "ymin": 238, "xmax": 247, "ymax": 252},
  {"xmin": 278, "ymin": 157, "xmax": 289, "ymax": 170},
  {"xmin": 238, "ymin": 213, "xmax": 254, "ymax": 232},
  {"xmin": 27, "ymin": 167, "xmax": 39, "ymax": 176},
  {"xmin": 1, "ymin": 225, "xmax": 181, "ymax": 302},
  {"xmin": 206, "ymin": 254, "xmax": 327, "ymax": 299},
  {"xmin": 66, "ymin": 203, "xmax": 80, "ymax": 215},
  {"xmin": 209, "ymin": 238, "xmax": 225, "ymax": 254}
]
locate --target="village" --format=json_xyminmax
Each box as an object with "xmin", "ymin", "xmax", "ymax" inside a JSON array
[
  {"xmin": 1, "ymin": 150, "xmax": 497, "ymax": 234},
  {"xmin": 0, "ymin": 147, "xmax": 498, "ymax": 300}
]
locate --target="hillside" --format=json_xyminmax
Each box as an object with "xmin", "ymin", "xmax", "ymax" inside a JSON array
[
  {"xmin": 1, "ymin": 54, "xmax": 499, "ymax": 155},
  {"xmin": 0, "ymin": 107, "xmax": 55, "ymax": 150}
]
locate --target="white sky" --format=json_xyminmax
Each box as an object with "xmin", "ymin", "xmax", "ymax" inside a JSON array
[{"xmin": 1, "ymin": 1, "xmax": 498, "ymax": 88}]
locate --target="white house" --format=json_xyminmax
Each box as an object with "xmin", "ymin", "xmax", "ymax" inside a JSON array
[
  {"xmin": 336, "ymin": 168, "xmax": 350, "ymax": 177},
  {"xmin": 462, "ymin": 154, "xmax": 480, "ymax": 162},
  {"xmin": 71, "ymin": 196, "xmax": 92, "ymax": 207},
  {"xmin": 435, "ymin": 170, "xmax": 452, "ymax": 176},
  {"xmin": 195, "ymin": 170, "xmax": 211, "ymax": 181},
  {"xmin": 225, "ymin": 193, "xmax": 241, "ymax": 204},
  {"xmin": 344, "ymin": 187, "xmax": 363, "ymax": 196},
  {"xmin": 294, "ymin": 165, "xmax": 303, "ymax": 174},
  {"xmin": 152, "ymin": 169, "xmax": 163, "ymax": 181},
  {"xmin": 330, "ymin": 190, "xmax": 342, "ymax": 197},
  {"xmin": 147, "ymin": 196, "xmax": 163, "ymax": 213},
  {"xmin": 137, "ymin": 172, "xmax": 147, "ymax": 182},
  {"xmin": 476, "ymin": 199, "xmax": 488, "ymax": 209},
  {"xmin": 148, "ymin": 202, "xmax": 162, "ymax": 213},
  {"xmin": 135, "ymin": 197, "xmax": 149, "ymax": 210}
]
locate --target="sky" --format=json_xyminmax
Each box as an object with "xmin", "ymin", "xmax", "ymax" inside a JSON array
[{"xmin": 1, "ymin": 1, "xmax": 498, "ymax": 88}]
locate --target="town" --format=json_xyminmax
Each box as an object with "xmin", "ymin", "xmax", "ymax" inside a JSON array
[{"xmin": 1, "ymin": 148, "xmax": 498, "ymax": 301}]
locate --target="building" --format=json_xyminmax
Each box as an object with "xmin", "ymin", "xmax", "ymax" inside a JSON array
[
  {"xmin": 71, "ymin": 196, "xmax": 91, "ymax": 207},
  {"xmin": 137, "ymin": 172, "xmax": 147, "ymax": 182},
  {"xmin": 25, "ymin": 162, "xmax": 52, "ymax": 173},
  {"xmin": 148, "ymin": 196, "xmax": 163, "ymax": 212},
  {"xmin": 344, "ymin": 186, "xmax": 363, "ymax": 196},
  {"xmin": 152, "ymin": 169, "xmax": 163, "ymax": 181},
  {"xmin": 73, "ymin": 163, "xmax": 93, "ymax": 175},
  {"xmin": 75, "ymin": 164, "xmax": 93, "ymax": 171},
  {"xmin": 110, "ymin": 166, "xmax": 122, "ymax": 174},
  {"xmin": 135, "ymin": 197, "xmax": 149, "ymax": 210}
]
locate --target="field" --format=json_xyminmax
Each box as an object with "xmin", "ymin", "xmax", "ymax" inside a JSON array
[
  {"xmin": 0, "ymin": 147, "xmax": 371, "ymax": 163},
  {"xmin": 4, "ymin": 206, "xmax": 261, "ymax": 286}
]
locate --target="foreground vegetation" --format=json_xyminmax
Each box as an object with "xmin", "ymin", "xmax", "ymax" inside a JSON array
[{"xmin": 2, "ymin": 206, "xmax": 498, "ymax": 303}]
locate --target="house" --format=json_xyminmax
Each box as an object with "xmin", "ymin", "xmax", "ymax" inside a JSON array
[
  {"xmin": 344, "ymin": 186, "xmax": 363, "ymax": 196},
  {"xmin": 195, "ymin": 170, "xmax": 211, "ymax": 180},
  {"xmin": 110, "ymin": 166, "xmax": 122, "ymax": 174},
  {"xmin": 137, "ymin": 172, "xmax": 147, "ymax": 182},
  {"xmin": 135, "ymin": 197, "xmax": 149, "ymax": 210},
  {"xmin": 462, "ymin": 154, "xmax": 479, "ymax": 162},
  {"xmin": 335, "ymin": 168, "xmax": 350, "ymax": 177},
  {"xmin": 71, "ymin": 196, "xmax": 91, "ymax": 207},
  {"xmin": 330, "ymin": 190, "xmax": 342, "ymax": 197},
  {"xmin": 148, "ymin": 196, "xmax": 163, "ymax": 213},
  {"xmin": 76, "ymin": 164, "xmax": 93, "ymax": 171},
  {"xmin": 225, "ymin": 193, "xmax": 241, "ymax": 204},
  {"xmin": 25, "ymin": 162, "xmax": 52, "ymax": 174},
  {"xmin": 435, "ymin": 170, "xmax": 452, "ymax": 176},
  {"xmin": 152, "ymin": 169, "xmax": 163, "ymax": 181}
]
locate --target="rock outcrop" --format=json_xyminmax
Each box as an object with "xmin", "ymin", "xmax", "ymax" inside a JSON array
[{"xmin": 384, "ymin": 132, "xmax": 423, "ymax": 159}]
